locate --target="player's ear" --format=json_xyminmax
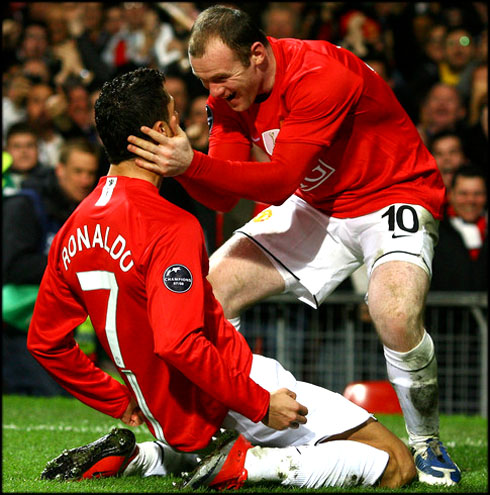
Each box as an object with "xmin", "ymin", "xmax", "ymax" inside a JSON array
[
  {"xmin": 250, "ymin": 41, "xmax": 266, "ymax": 65},
  {"xmin": 152, "ymin": 120, "xmax": 173, "ymax": 137}
]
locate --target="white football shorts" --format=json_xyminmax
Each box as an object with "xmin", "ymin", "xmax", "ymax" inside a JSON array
[
  {"xmin": 235, "ymin": 195, "xmax": 439, "ymax": 308},
  {"xmin": 222, "ymin": 354, "xmax": 373, "ymax": 447}
]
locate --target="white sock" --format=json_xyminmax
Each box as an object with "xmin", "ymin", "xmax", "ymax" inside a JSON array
[
  {"xmin": 123, "ymin": 441, "xmax": 199, "ymax": 477},
  {"xmin": 244, "ymin": 441, "xmax": 389, "ymax": 488},
  {"xmin": 384, "ymin": 330, "xmax": 440, "ymax": 445},
  {"xmin": 228, "ymin": 316, "xmax": 241, "ymax": 332}
]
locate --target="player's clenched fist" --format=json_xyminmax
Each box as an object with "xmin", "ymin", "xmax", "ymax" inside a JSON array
[{"xmin": 261, "ymin": 388, "xmax": 308, "ymax": 430}]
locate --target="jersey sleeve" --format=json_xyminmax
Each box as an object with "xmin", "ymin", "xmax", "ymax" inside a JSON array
[
  {"xmin": 145, "ymin": 218, "xmax": 270, "ymax": 422},
  {"xmin": 185, "ymin": 141, "xmax": 324, "ymax": 205},
  {"xmin": 175, "ymin": 175, "xmax": 240, "ymax": 212},
  {"xmin": 27, "ymin": 249, "xmax": 132, "ymax": 419}
]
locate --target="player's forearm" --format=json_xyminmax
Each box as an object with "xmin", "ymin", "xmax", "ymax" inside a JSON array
[
  {"xmin": 27, "ymin": 336, "xmax": 131, "ymax": 418},
  {"xmin": 176, "ymin": 175, "xmax": 239, "ymax": 212},
  {"xmin": 186, "ymin": 142, "xmax": 322, "ymax": 205}
]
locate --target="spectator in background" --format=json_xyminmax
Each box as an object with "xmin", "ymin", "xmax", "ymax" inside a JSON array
[
  {"xmin": 152, "ymin": 8, "xmax": 188, "ymax": 73},
  {"xmin": 113, "ymin": 3, "xmax": 157, "ymax": 69},
  {"xmin": 156, "ymin": 3, "xmax": 205, "ymax": 101},
  {"xmin": 2, "ymin": 72, "xmax": 29, "ymax": 141},
  {"xmin": 261, "ymin": 3, "xmax": 299, "ymax": 39},
  {"xmin": 338, "ymin": 7, "xmax": 385, "ymax": 59},
  {"xmin": 16, "ymin": 21, "xmax": 51, "ymax": 64},
  {"xmin": 185, "ymin": 95, "xmax": 209, "ymax": 153},
  {"xmin": 301, "ymin": 3, "xmax": 342, "ymax": 41},
  {"xmin": 440, "ymin": 26, "xmax": 479, "ymax": 103},
  {"xmin": 3, "ymin": 138, "xmax": 99, "ymax": 396},
  {"xmin": 164, "ymin": 75, "xmax": 189, "ymax": 125},
  {"xmin": 2, "ymin": 17, "xmax": 23, "ymax": 69},
  {"xmin": 102, "ymin": 3, "xmax": 125, "ymax": 39},
  {"xmin": 24, "ymin": 82, "xmax": 64, "ymax": 168},
  {"xmin": 44, "ymin": 3, "xmax": 72, "ymax": 46},
  {"xmin": 417, "ymin": 82, "xmax": 467, "ymax": 145},
  {"xmin": 431, "ymin": 166, "xmax": 487, "ymax": 292},
  {"xmin": 409, "ymin": 23, "xmax": 447, "ymax": 110},
  {"xmin": 51, "ymin": 30, "xmax": 95, "ymax": 89},
  {"xmin": 155, "ymin": 2, "xmax": 199, "ymax": 73},
  {"xmin": 428, "ymin": 131, "xmax": 469, "ymax": 194},
  {"xmin": 100, "ymin": 4, "xmax": 131, "ymax": 72},
  {"xmin": 22, "ymin": 57, "xmax": 52, "ymax": 85},
  {"xmin": 3, "ymin": 122, "xmax": 48, "ymax": 193},
  {"xmin": 74, "ymin": 2, "xmax": 114, "ymax": 90},
  {"xmin": 51, "ymin": 77, "xmax": 99, "ymax": 144}
]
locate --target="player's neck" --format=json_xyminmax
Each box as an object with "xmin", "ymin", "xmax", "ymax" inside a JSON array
[
  {"xmin": 260, "ymin": 44, "xmax": 276, "ymax": 96},
  {"xmin": 107, "ymin": 161, "xmax": 163, "ymax": 188}
]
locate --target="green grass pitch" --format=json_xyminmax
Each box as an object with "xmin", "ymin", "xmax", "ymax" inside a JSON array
[{"xmin": 2, "ymin": 395, "xmax": 487, "ymax": 493}]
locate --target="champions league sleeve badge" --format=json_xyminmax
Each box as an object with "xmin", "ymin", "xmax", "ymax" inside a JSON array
[
  {"xmin": 206, "ymin": 104, "xmax": 213, "ymax": 131},
  {"xmin": 163, "ymin": 264, "xmax": 193, "ymax": 293}
]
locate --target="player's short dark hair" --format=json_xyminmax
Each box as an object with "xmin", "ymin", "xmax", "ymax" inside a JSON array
[
  {"xmin": 95, "ymin": 68, "xmax": 169, "ymax": 164},
  {"xmin": 188, "ymin": 5, "xmax": 269, "ymax": 67}
]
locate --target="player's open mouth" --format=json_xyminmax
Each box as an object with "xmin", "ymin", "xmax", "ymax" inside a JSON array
[{"xmin": 225, "ymin": 92, "xmax": 236, "ymax": 102}]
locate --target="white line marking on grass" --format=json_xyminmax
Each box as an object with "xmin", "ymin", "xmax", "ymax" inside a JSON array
[
  {"xmin": 3, "ymin": 424, "xmax": 151, "ymax": 434},
  {"xmin": 3, "ymin": 424, "xmax": 116, "ymax": 433}
]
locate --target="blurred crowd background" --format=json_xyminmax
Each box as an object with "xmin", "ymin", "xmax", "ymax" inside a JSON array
[{"xmin": 2, "ymin": 2, "xmax": 487, "ymax": 396}]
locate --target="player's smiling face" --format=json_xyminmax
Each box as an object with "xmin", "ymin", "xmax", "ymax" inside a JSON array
[{"xmin": 190, "ymin": 37, "xmax": 264, "ymax": 112}]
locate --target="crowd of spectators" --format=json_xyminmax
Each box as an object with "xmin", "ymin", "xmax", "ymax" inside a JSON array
[{"xmin": 2, "ymin": 2, "xmax": 487, "ymax": 394}]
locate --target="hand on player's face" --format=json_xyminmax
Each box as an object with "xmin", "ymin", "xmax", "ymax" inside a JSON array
[{"xmin": 127, "ymin": 97, "xmax": 194, "ymax": 177}]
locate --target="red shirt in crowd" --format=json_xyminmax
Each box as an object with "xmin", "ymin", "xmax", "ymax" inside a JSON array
[{"xmin": 27, "ymin": 176, "xmax": 269, "ymax": 452}]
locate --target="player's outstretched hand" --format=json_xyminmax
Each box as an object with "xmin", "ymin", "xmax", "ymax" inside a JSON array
[
  {"xmin": 262, "ymin": 388, "xmax": 308, "ymax": 430},
  {"xmin": 127, "ymin": 114, "xmax": 194, "ymax": 177},
  {"xmin": 121, "ymin": 397, "xmax": 145, "ymax": 427}
]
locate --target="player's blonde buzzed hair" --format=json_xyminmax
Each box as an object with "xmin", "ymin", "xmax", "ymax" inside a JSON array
[{"xmin": 188, "ymin": 5, "xmax": 269, "ymax": 67}]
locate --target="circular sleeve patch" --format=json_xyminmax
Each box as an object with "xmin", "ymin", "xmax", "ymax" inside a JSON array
[
  {"xmin": 163, "ymin": 264, "xmax": 193, "ymax": 293},
  {"xmin": 206, "ymin": 104, "xmax": 213, "ymax": 131}
]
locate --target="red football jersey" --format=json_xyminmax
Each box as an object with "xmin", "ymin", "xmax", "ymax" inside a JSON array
[
  {"xmin": 180, "ymin": 37, "xmax": 445, "ymax": 219},
  {"xmin": 27, "ymin": 176, "xmax": 269, "ymax": 451}
]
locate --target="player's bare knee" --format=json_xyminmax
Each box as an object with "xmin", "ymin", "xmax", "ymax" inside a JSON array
[{"xmin": 372, "ymin": 308, "xmax": 424, "ymax": 350}]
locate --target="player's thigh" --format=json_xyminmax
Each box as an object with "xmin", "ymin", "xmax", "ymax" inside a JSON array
[
  {"xmin": 231, "ymin": 196, "xmax": 362, "ymax": 308},
  {"xmin": 208, "ymin": 234, "xmax": 285, "ymax": 316},
  {"xmin": 223, "ymin": 355, "xmax": 372, "ymax": 448}
]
